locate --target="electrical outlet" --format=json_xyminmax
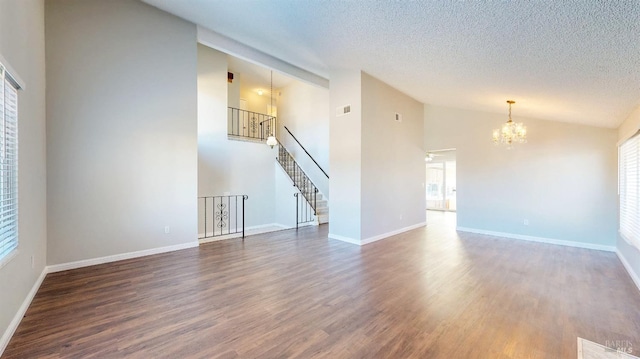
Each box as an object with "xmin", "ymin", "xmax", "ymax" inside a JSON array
[
  {"xmin": 523, "ymin": 219, "xmax": 529, "ymax": 226},
  {"xmin": 164, "ymin": 226, "xmax": 170, "ymax": 234}
]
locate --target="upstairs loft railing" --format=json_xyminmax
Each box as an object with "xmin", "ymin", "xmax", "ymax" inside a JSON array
[
  {"xmin": 228, "ymin": 107, "xmax": 276, "ymax": 141},
  {"xmin": 198, "ymin": 194, "xmax": 248, "ymax": 239},
  {"xmin": 277, "ymin": 143, "xmax": 318, "ymax": 214}
]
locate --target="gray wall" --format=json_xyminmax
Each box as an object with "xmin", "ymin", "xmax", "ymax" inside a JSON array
[
  {"xmin": 328, "ymin": 70, "xmax": 362, "ymax": 240},
  {"xmin": 0, "ymin": 0, "xmax": 47, "ymax": 346},
  {"xmin": 617, "ymin": 105, "xmax": 640, "ymax": 287},
  {"xmin": 361, "ymin": 72, "xmax": 425, "ymax": 239},
  {"xmin": 46, "ymin": 0, "xmax": 198, "ymax": 265},
  {"xmin": 425, "ymin": 105, "xmax": 618, "ymax": 248},
  {"xmin": 328, "ymin": 71, "xmax": 425, "ymax": 243},
  {"xmin": 197, "ymin": 44, "xmax": 277, "ymax": 230}
]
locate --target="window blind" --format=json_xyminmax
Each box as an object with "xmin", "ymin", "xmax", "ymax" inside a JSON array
[
  {"xmin": 619, "ymin": 132, "xmax": 640, "ymax": 249},
  {"xmin": 0, "ymin": 64, "xmax": 18, "ymax": 262}
]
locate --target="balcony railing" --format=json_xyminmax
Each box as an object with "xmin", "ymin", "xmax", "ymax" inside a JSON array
[
  {"xmin": 228, "ymin": 107, "xmax": 275, "ymax": 141},
  {"xmin": 198, "ymin": 194, "xmax": 248, "ymax": 239}
]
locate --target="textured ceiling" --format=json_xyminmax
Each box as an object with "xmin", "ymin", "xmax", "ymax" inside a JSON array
[{"xmin": 144, "ymin": 0, "xmax": 640, "ymax": 128}]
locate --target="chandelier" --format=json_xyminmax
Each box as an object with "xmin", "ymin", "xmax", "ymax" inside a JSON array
[
  {"xmin": 266, "ymin": 70, "xmax": 278, "ymax": 148},
  {"xmin": 492, "ymin": 100, "xmax": 526, "ymax": 148}
]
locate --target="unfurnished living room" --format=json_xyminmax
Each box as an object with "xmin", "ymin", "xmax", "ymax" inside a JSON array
[{"xmin": 1, "ymin": 0, "xmax": 640, "ymax": 358}]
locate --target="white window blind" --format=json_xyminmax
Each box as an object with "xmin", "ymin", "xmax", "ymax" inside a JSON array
[
  {"xmin": 0, "ymin": 64, "xmax": 19, "ymax": 262},
  {"xmin": 619, "ymin": 132, "xmax": 640, "ymax": 249}
]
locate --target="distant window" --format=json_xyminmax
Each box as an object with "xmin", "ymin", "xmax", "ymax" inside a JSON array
[
  {"xmin": 619, "ymin": 132, "xmax": 640, "ymax": 249},
  {"xmin": 0, "ymin": 63, "xmax": 19, "ymax": 265}
]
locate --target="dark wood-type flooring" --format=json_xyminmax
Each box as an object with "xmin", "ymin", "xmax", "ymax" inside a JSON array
[{"xmin": 4, "ymin": 212, "xmax": 640, "ymax": 358}]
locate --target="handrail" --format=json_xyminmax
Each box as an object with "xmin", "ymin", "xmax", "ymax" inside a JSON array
[
  {"xmin": 228, "ymin": 107, "xmax": 271, "ymax": 119},
  {"xmin": 277, "ymin": 142, "xmax": 318, "ymax": 213},
  {"xmin": 227, "ymin": 107, "xmax": 275, "ymax": 141},
  {"xmin": 259, "ymin": 117, "xmax": 275, "ymax": 125},
  {"xmin": 283, "ymin": 126, "xmax": 329, "ymax": 179}
]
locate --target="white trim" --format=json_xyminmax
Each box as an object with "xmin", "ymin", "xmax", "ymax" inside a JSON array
[
  {"xmin": 197, "ymin": 26, "xmax": 329, "ymax": 89},
  {"xmin": 329, "ymin": 222, "xmax": 427, "ymax": 246},
  {"xmin": 0, "ymin": 53, "xmax": 26, "ymax": 90},
  {"xmin": 47, "ymin": 242, "xmax": 199, "ymax": 273},
  {"xmin": 1, "ymin": 241, "xmax": 202, "ymax": 356},
  {"xmin": 577, "ymin": 337, "xmax": 583, "ymax": 359},
  {"xmin": 0, "ymin": 249, "xmax": 18, "ymax": 270},
  {"xmin": 361, "ymin": 222, "xmax": 427, "ymax": 245},
  {"xmin": 616, "ymin": 248, "xmax": 640, "ymax": 293},
  {"xmin": 456, "ymin": 227, "xmax": 616, "ymax": 252},
  {"xmin": 198, "ymin": 223, "xmax": 293, "ymax": 244},
  {"xmin": 328, "ymin": 233, "xmax": 361, "ymax": 245},
  {"xmin": 617, "ymin": 128, "xmax": 640, "ymax": 146},
  {"xmin": 0, "ymin": 267, "xmax": 47, "ymax": 355}
]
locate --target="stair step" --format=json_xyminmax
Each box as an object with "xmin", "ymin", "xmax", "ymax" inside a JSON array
[{"xmin": 317, "ymin": 213, "xmax": 329, "ymax": 224}]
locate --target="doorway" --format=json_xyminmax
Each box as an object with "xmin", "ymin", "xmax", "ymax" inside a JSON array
[{"xmin": 425, "ymin": 149, "xmax": 456, "ymax": 211}]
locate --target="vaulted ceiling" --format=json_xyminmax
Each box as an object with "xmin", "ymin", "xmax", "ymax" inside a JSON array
[{"xmin": 144, "ymin": 0, "xmax": 640, "ymax": 128}]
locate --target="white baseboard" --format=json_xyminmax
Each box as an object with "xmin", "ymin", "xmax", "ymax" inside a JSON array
[
  {"xmin": 0, "ymin": 267, "xmax": 48, "ymax": 355},
  {"xmin": 361, "ymin": 222, "xmax": 427, "ymax": 245},
  {"xmin": 198, "ymin": 223, "xmax": 293, "ymax": 244},
  {"xmin": 456, "ymin": 227, "xmax": 616, "ymax": 252},
  {"xmin": 47, "ymin": 241, "xmax": 199, "ymax": 273},
  {"xmin": 1, "ymin": 241, "xmax": 201, "ymax": 356},
  {"xmin": 329, "ymin": 222, "xmax": 426, "ymax": 246},
  {"xmin": 616, "ymin": 249, "xmax": 640, "ymax": 293},
  {"xmin": 328, "ymin": 233, "xmax": 361, "ymax": 245}
]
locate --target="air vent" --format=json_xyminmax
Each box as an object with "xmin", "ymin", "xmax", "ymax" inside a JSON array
[
  {"xmin": 395, "ymin": 113, "xmax": 402, "ymax": 122},
  {"xmin": 336, "ymin": 104, "xmax": 351, "ymax": 117}
]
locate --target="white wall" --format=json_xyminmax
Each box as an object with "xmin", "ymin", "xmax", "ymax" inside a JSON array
[
  {"xmin": 46, "ymin": 0, "xmax": 198, "ymax": 265},
  {"xmin": 328, "ymin": 71, "xmax": 425, "ymax": 243},
  {"xmin": 278, "ymin": 80, "xmax": 330, "ymax": 198},
  {"xmin": 328, "ymin": 70, "xmax": 362, "ymax": 241},
  {"xmin": 425, "ymin": 105, "xmax": 618, "ymax": 248},
  {"xmin": 227, "ymin": 71, "xmax": 240, "ymax": 108},
  {"xmin": 0, "ymin": 0, "xmax": 47, "ymax": 349},
  {"xmin": 361, "ymin": 72, "xmax": 425, "ymax": 239},
  {"xmin": 197, "ymin": 44, "xmax": 278, "ymax": 230},
  {"xmin": 274, "ymin": 163, "xmax": 298, "ymax": 228},
  {"xmin": 240, "ymin": 85, "xmax": 277, "ymax": 115},
  {"xmin": 617, "ymin": 105, "xmax": 640, "ymax": 288}
]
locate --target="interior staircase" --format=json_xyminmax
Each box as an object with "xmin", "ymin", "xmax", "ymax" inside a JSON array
[
  {"xmin": 227, "ymin": 106, "xmax": 329, "ymax": 225},
  {"xmin": 277, "ymin": 143, "xmax": 329, "ymax": 225}
]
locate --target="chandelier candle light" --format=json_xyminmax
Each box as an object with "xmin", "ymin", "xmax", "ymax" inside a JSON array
[{"xmin": 492, "ymin": 100, "xmax": 527, "ymax": 148}]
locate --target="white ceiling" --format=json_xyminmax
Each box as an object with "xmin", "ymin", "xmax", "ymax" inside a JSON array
[
  {"xmin": 227, "ymin": 56, "xmax": 294, "ymax": 94},
  {"xmin": 144, "ymin": 0, "xmax": 640, "ymax": 128}
]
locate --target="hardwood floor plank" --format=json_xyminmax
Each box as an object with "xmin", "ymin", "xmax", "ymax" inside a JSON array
[{"xmin": 3, "ymin": 214, "xmax": 640, "ymax": 358}]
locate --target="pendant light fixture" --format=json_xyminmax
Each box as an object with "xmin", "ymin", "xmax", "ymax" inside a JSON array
[
  {"xmin": 266, "ymin": 70, "xmax": 278, "ymax": 148},
  {"xmin": 492, "ymin": 100, "xmax": 526, "ymax": 148}
]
